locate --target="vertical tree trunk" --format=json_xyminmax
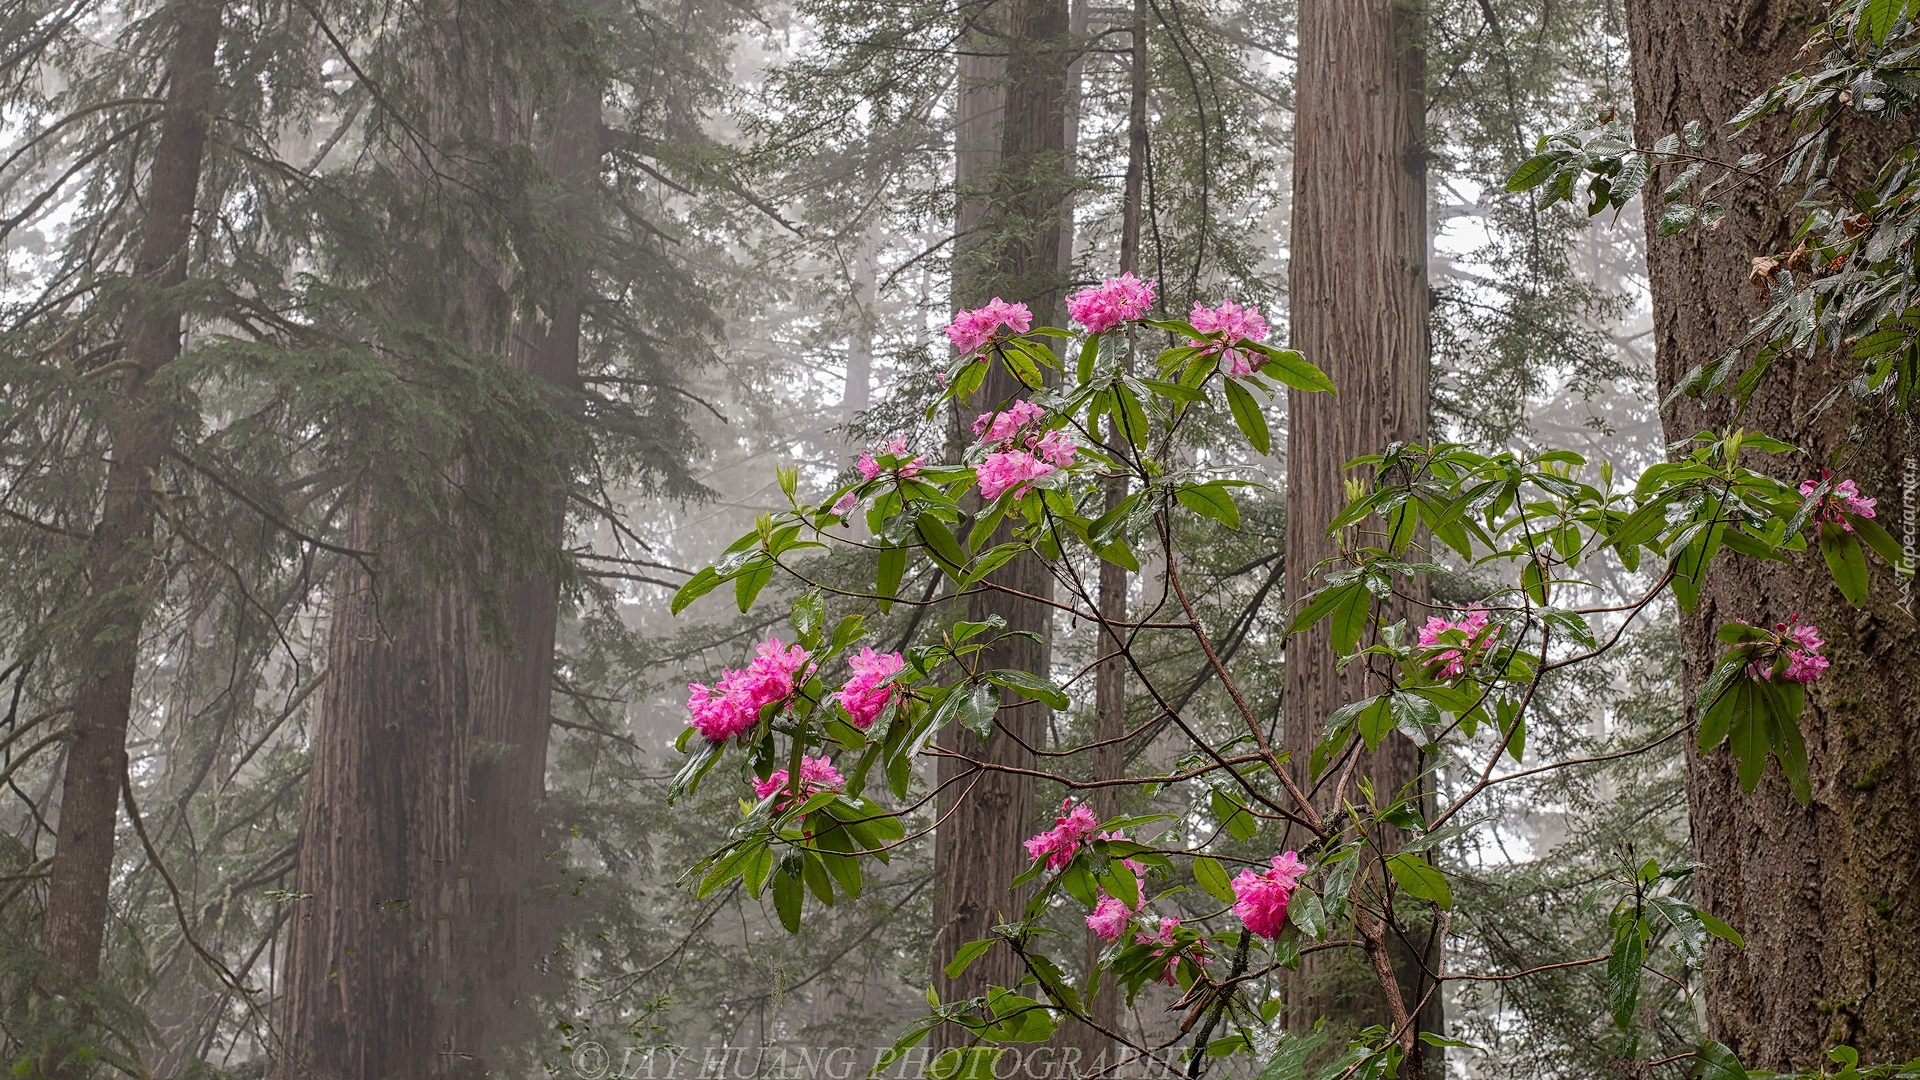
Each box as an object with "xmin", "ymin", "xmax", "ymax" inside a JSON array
[
  {"xmin": 41, "ymin": 0, "xmax": 225, "ymax": 1010},
  {"xmin": 1625, "ymin": 0, "xmax": 1920, "ymax": 1067},
  {"xmin": 1282, "ymin": 0, "xmax": 1435, "ymax": 1055},
  {"xmin": 1078, "ymin": 0, "xmax": 1149, "ymax": 1058},
  {"xmin": 277, "ymin": 11, "xmax": 591, "ymax": 1077},
  {"xmin": 933, "ymin": 0, "xmax": 1072, "ymax": 1039}
]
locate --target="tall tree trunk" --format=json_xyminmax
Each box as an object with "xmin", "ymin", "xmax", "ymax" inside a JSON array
[
  {"xmin": 277, "ymin": 12, "xmax": 590, "ymax": 1077},
  {"xmin": 933, "ymin": 0, "xmax": 1072, "ymax": 1042},
  {"xmin": 1282, "ymin": 0, "xmax": 1436, "ymax": 1057},
  {"xmin": 1078, "ymin": 0, "xmax": 1149, "ymax": 1059},
  {"xmin": 1625, "ymin": 0, "xmax": 1920, "ymax": 1067},
  {"xmin": 40, "ymin": 0, "xmax": 225, "ymax": 1013}
]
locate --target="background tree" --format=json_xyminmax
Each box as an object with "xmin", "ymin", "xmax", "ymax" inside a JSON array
[{"xmin": 1281, "ymin": 0, "xmax": 1436, "ymax": 1048}]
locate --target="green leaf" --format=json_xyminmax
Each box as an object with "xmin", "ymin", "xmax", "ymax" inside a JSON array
[
  {"xmin": 1176, "ymin": 482, "xmax": 1241, "ymax": 529},
  {"xmin": 735, "ymin": 558, "xmax": 773, "ymax": 612},
  {"xmin": 984, "ymin": 668, "xmax": 1069, "ymax": 710},
  {"xmin": 875, "ymin": 545, "xmax": 906, "ymax": 605},
  {"xmin": 772, "ymin": 859, "xmax": 805, "ymax": 932},
  {"xmin": 1864, "ymin": 0, "xmax": 1902, "ymax": 41},
  {"xmin": 1693, "ymin": 1041, "xmax": 1748, "ymax": 1080},
  {"xmin": 672, "ymin": 566, "xmax": 724, "ymax": 614},
  {"xmin": 916, "ymin": 516, "xmax": 968, "ymax": 580},
  {"xmin": 1223, "ymin": 378, "xmax": 1272, "ymax": 454},
  {"xmin": 1211, "ymin": 788, "xmax": 1259, "ymax": 841},
  {"xmin": 1820, "ymin": 521, "xmax": 1870, "ymax": 607},
  {"xmin": 1606, "ymin": 920, "xmax": 1645, "ymax": 1029},
  {"xmin": 791, "ymin": 589, "xmax": 825, "ymax": 642},
  {"xmin": 1193, "ymin": 855, "xmax": 1237, "ymax": 902},
  {"xmin": 1849, "ymin": 513, "xmax": 1911, "ymax": 576},
  {"xmin": 1330, "ymin": 583, "xmax": 1372, "ymax": 655},
  {"xmin": 1255, "ymin": 348, "xmax": 1337, "ymax": 394},
  {"xmin": 1384, "ymin": 853, "xmax": 1452, "ymax": 909},
  {"xmin": 944, "ymin": 939, "xmax": 996, "ymax": 979},
  {"xmin": 1698, "ymin": 910, "xmax": 1744, "ymax": 950},
  {"xmin": 957, "ymin": 682, "xmax": 1001, "ymax": 738},
  {"xmin": 1521, "ymin": 557, "xmax": 1548, "ymax": 605},
  {"xmin": 1506, "ymin": 152, "xmax": 1567, "ymax": 192}
]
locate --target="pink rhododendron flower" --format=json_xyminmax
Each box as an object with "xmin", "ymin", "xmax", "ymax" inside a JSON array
[
  {"xmin": 1067, "ymin": 273, "xmax": 1157, "ymax": 333},
  {"xmin": 685, "ymin": 636, "xmax": 812, "ymax": 743},
  {"xmin": 1232, "ymin": 851, "xmax": 1306, "ymax": 940},
  {"xmin": 977, "ymin": 450, "xmax": 1055, "ymax": 501},
  {"xmin": 1034, "ymin": 429, "xmax": 1078, "ymax": 468},
  {"xmin": 754, "ymin": 754, "xmax": 845, "ymax": 810},
  {"xmin": 1188, "ymin": 300, "xmax": 1270, "ymax": 377},
  {"xmin": 857, "ymin": 436, "xmax": 924, "ymax": 481},
  {"xmin": 1024, "ymin": 798, "xmax": 1101, "ymax": 869},
  {"xmin": 1417, "ymin": 607, "xmax": 1499, "ymax": 680},
  {"xmin": 947, "ymin": 298, "xmax": 1033, "ymax": 354},
  {"xmin": 837, "ymin": 647, "xmax": 906, "ymax": 730},
  {"xmin": 1749, "ymin": 615, "xmax": 1830, "ymax": 684},
  {"xmin": 1799, "ymin": 470, "xmax": 1877, "ymax": 531},
  {"xmin": 831, "ymin": 491, "xmax": 858, "ymax": 518},
  {"xmin": 972, "ymin": 400, "xmax": 1048, "ymax": 443},
  {"xmin": 1135, "ymin": 917, "xmax": 1207, "ymax": 985},
  {"xmin": 1086, "ymin": 894, "xmax": 1133, "ymax": 941}
]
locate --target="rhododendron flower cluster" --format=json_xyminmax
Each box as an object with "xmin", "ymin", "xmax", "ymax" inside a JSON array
[
  {"xmin": 1417, "ymin": 607, "xmax": 1499, "ymax": 679},
  {"xmin": 836, "ymin": 647, "xmax": 905, "ymax": 730},
  {"xmin": 1066, "ymin": 273, "xmax": 1157, "ymax": 333},
  {"xmin": 1086, "ymin": 894, "xmax": 1133, "ymax": 941},
  {"xmin": 857, "ymin": 436, "xmax": 924, "ymax": 482},
  {"xmin": 972, "ymin": 400, "xmax": 1078, "ymax": 501},
  {"xmin": 1751, "ymin": 616, "xmax": 1829, "ymax": 684},
  {"xmin": 753, "ymin": 754, "xmax": 844, "ymax": 809},
  {"xmin": 1232, "ymin": 851, "xmax": 1306, "ymax": 940},
  {"xmin": 685, "ymin": 637, "xmax": 811, "ymax": 743},
  {"xmin": 1188, "ymin": 300, "xmax": 1270, "ymax": 377},
  {"xmin": 1799, "ymin": 470, "xmax": 1877, "ymax": 531},
  {"xmin": 1024, "ymin": 798, "xmax": 1101, "ymax": 869},
  {"xmin": 1135, "ymin": 916, "xmax": 1209, "ymax": 985},
  {"xmin": 946, "ymin": 297, "xmax": 1033, "ymax": 355}
]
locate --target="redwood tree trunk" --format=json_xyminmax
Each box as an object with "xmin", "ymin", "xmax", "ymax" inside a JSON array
[
  {"xmin": 933, "ymin": 0, "xmax": 1072, "ymax": 1037},
  {"xmin": 41, "ymin": 0, "xmax": 225, "ymax": 1007},
  {"xmin": 277, "ymin": 14, "xmax": 591, "ymax": 1077},
  {"xmin": 1282, "ymin": 0, "xmax": 1435, "ymax": 1052},
  {"xmin": 1625, "ymin": 0, "xmax": 1920, "ymax": 1066}
]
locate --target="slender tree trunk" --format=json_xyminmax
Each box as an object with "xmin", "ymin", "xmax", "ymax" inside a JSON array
[
  {"xmin": 40, "ymin": 0, "xmax": 225, "ymax": 1012},
  {"xmin": 1078, "ymin": 0, "xmax": 1149, "ymax": 1060},
  {"xmin": 1625, "ymin": 0, "xmax": 1920, "ymax": 1066},
  {"xmin": 1282, "ymin": 0, "xmax": 1436, "ymax": 1059},
  {"xmin": 934, "ymin": 0, "xmax": 1073, "ymax": 1041},
  {"xmin": 277, "ymin": 11, "xmax": 590, "ymax": 1077}
]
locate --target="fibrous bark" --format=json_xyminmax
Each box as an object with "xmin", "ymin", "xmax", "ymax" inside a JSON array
[
  {"xmin": 934, "ymin": 0, "xmax": 1073, "ymax": 1038},
  {"xmin": 42, "ymin": 0, "xmax": 226, "ymax": 1011},
  {"xmin": 276, "ymin": 11, "xmax": 591, "ymax": 1076},
  {"xmin": 1282, "ymin": 0, "xmax": 1437, "ymax": 1053},
  {"xmin": 1625, "ymin": 0, "xmax": 1920, "ymax": 1066}
]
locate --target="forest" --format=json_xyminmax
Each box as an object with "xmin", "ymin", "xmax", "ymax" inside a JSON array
[{"xmin": 1, "ymin": 0, "xmax": 1917, "ymax": 1077}]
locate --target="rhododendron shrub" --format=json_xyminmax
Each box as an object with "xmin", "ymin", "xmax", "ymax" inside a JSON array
[{"xmin": 667, "ymin": 281, "xmax": 1897, "ymax": 1079}]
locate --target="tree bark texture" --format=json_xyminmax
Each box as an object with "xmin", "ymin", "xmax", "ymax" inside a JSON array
[
  {"xmin": 1626, "ymin": 0, "xmax": 1920, "ymax": 1066},
  {"xmin": 276, "ymin": 12, "xmax": 590, "ymax": 1077},
  {"xmin": 41, "ymin": 0, "xmax": 226, "ymax": 1008},
  {"xmin": 934, "ymin": 0, "xmax": 1072, "ymax": 1044},
  {"xmin": 1282, "ymin": 0, "xmax": 1436, "ymax": 1052}
]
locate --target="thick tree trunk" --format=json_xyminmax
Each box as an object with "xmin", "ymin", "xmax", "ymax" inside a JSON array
[
  {"xmin": 1625, "ymin": 0, "xmax": 1920, "ymax": 1067},
  {"xmin": 934, "ymin": 0, "xmax": 1072, "ymax": 1042},
  {"xmin": 1282, "ymin": 0, "xmax": 1436, "ymax": 1057},
  {"xmin": 41, "ymin": 0, "xmax": 225, "ymax": 1008},
  {"xmin": 277, "ymin": 14, "xmax": 590, "ymax": 1078}
]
